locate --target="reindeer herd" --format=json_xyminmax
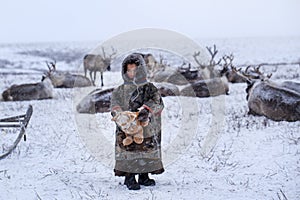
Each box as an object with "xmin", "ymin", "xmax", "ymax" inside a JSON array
[
  {"xmin": 1, "ymin": 47, "xmax": 115, "ymax": 101},
  {"xmin": 1, "ymin": 45, "xmax": 300, "ymax": 122}
]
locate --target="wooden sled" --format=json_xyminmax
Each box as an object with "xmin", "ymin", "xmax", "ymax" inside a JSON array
[{"xmin": 0, "ymin": 105, "xmax": 33, "ymax": 159}]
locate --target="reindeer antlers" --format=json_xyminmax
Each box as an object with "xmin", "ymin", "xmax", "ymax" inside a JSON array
[
  {"xmin": 100, "ymin": 46, "xmax": 117, "ymax": 60},
  {"xmin": 254, "ymin": 66, "xmax": 272, "ymax": 80},
  {"xmin": 193, "ymin": 44, "xmax": 223, "ymax": 70},
  {"xmin": 206, "ymin": 45, "xmax": 221, "ymax": 67},
  {"xmin": 193, "ymin": 51, "xmax": 206, "ymax": 69},
  {"xmin": 222, "ymin": 54, "xmax": 234, "ymax": 67},
  {"xmin": 45, "ymin": 60, "xmax": 56, "ymax": 73}
]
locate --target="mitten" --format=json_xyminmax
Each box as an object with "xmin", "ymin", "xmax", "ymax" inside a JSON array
[{"xmin": 137, "ymin": 108, "xmax": 150, "ymax": 122}]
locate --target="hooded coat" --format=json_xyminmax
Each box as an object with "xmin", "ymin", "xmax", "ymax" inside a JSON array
[{"xmin": 111, "ymin": 53, "xmax": 164, "ymax": 175}]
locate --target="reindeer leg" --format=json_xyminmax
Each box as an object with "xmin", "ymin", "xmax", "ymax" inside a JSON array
[
  {"xmin": 101, "ymin": 72, "xmax": 104, "ymax": 87},
  {"xmin": 89, "ymin": 71, "xmax": 95, "ymax": 86},
  {"xmin": 94, "ymin": 71, "xmax": 97, "ymax": 86}
]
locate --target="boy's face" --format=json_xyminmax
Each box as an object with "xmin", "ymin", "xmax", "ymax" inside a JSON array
[{"xmin": 126, "ymin": 64, "xmax": 137, "ymax": 79}]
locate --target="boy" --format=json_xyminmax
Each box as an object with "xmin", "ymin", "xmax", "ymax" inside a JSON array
[{"xmin": 111, "ymin": 53, "xmax": 164, "ymax": 190}]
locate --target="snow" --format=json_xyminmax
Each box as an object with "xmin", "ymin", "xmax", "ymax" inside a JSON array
[{"xmin": 0, "ymin": 37, "xmax": 300, "ymax": 200}]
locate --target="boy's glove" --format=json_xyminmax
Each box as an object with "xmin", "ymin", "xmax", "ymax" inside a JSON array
[{"xmin": 137, "ymin": 108, "xmax": 150, "ymax": 122}]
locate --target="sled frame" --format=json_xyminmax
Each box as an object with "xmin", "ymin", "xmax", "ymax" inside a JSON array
[{"xmin": 0, "ymin": 105, "xmax": 33, "ymax": 159}]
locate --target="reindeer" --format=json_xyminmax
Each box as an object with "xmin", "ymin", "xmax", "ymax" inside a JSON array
[
  {"xmin": 83, "ymin": 47, "xmax": 117, "ymax": 86},
  {"xmin": 244, "ymin": 66, "xmax": 271, "ymax": 80},
  {"xmin": 2, "ymin": 76, "xmax": 53, "ymax": 101},
  {"xmin": 219, "ymin": 55, "xmax": 268, "ymax": 83},
  {"xmin": 76, "ymin": 82, "xmax": 182, "ymax": 114},
  {"xmin": 76, "ymin": 88, "xmax": 114, "ymax": 113},
  {"xmin": 135, "ymin": 53, "xmax": 168, "ymax": 81},
  {"xmin": 45, "ymin": 61, "xmax": 91, "ymax": 88},
  {"xmin": 138, "ymin": 52, "xmax": 201, "ymax": 85},
  {"xmin": 193, "ymin": 45, "xmax": 221, "ymax": 80},
  {"xmin": 153, "ymin": 82, "xmax": 180, "ymax": 97},
  {"xmin": 246, "ymin": 80, "xmax": 300, "ymax": 122},
  {"xmin": 180, "ymin": 45, "xmax": 229, "ymax": 97},
  {"xmin": 177, "ymin": 63, "xmax": 199, "ymax": 81},
  {"xmin": 235, "ymin": 67, "xmax": 300, "ymax": 121},
  {"xmin": 138, "ymin": 48, "xmax": 229, "ymax": 97},
  {"xmin": 138, "ymin": 53, "xmax": 157, "ymax": 72},
  {"xmin": 180, "ymin": 76, "xmax": 229, "ymax": 97},
  {"xmin": 219, "ymin": 54, "xmax": 249, "ymax": 83}
]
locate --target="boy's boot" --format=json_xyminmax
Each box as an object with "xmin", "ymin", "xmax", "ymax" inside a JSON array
[
  {"xmin": 138, "ymin": 173, "xmax": 155, "ymax": 186},
  {"xmin": 124, "ymin": 173, "xmax": 141, "ymax": 190}
]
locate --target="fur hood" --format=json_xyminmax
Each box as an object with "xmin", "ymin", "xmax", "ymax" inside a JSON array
[{"xmin": 121, "ymin": 53, "xmax": 148, "ymax": 85}]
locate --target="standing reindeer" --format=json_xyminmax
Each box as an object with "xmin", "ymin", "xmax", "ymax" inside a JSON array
[
  {"xmin": 45, "ymin": 61, "xmax": 91, "ymax": 88},
  {"xmin": 83, "ymin": 47, "xmax": 117, "ymax": 86}
]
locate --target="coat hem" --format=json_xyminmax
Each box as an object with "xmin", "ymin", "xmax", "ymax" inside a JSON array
[{"xmin": 114, "ymin": 168, "xmax": 165, "ymax": 176}]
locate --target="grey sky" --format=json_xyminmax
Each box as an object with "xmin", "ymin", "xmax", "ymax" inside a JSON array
[{"xmin": 1, "ymin": 0, "xmax": 299, "ymax": 43}]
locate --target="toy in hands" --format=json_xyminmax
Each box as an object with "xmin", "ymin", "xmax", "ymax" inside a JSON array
[{"xmin": 111, "ymin": 111, "xmax": 149, "ymax": 146}]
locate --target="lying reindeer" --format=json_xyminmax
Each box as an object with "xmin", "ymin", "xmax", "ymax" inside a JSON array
[
  {"xmin": 76, "ymin": 83, "xmax": 179, "ymax": 114},
  {"xmin": 2, "ymin": 76, "xmax": 53, "ymax": 101},
  {"xmin": 236, "ymin": 67, "xmax": 300, "ymax": 122},
  {"xmin": 218, "ymin": 54, "xmax": 267, "ymax": 83},
  {"xmin": 76, "ymin": 88, "xmax": 114, "ymax": 113},
  {"xmin": 219, "ymin": 54, "xmax": 249, "ymax": 83},
  {"xmin": 180, "ymin": 76, "xmax": 229, "ymax": 97},
  {"xmin": 45, "ymin": 61, "xmax": 91, "ymax": 88},
  {"xmin": 180, "ymin": 45, "xmax": 229, "ymax": 97},
  {"xmin": 246, "ymin": 80, "xmax": 300, "ymax": 121}
]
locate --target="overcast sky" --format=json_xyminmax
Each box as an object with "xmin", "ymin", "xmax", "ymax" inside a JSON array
[{"xmin": 1, "ymin": 0, "xmax": 299, "ymax": 43}]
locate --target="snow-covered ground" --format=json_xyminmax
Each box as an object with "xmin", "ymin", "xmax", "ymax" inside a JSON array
[{"xmin": 0, "ymin": 37, "xmax": 299, "ymax": 200}]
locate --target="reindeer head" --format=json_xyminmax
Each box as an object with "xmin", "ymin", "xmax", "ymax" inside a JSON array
[
  {"xmin": 41, "ymin": 61, "xmax": 56, "ymax": 81},
  {"xmin": 42, "ymin": 61, "xmax": 66, "ymax": 87},
  {"xmin": 219, "ymin": 54, "xmax": 234, "ymax": 76},
  {"xmin": 100, "ymin": 46, "xmax": 117, "ymax": 71},
  {"xmin": 193, "ymin": 44, "xmax": 222, "ymax": 79},
  {"xmin": 231, "ymin": 66, "xmax": 272, "ymax": 100},
  {"xmin": 247, "ymin": 65, "xmax": 272, "ymax": 81}
]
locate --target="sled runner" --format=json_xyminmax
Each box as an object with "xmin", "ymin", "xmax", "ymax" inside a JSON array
[{"xmin": 0, "ymin": 105, "xmax": 33, "ymax": 159}]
